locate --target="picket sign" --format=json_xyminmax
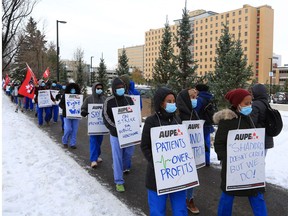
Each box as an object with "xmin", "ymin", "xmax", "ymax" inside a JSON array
[
  {"xmin": 87, "ymin": 104, "xmax": 109, "ymax": 135},
  {"xmin": 50, "ymin": 90, "xmax": 59, "ymax": 105},
  {"xmin": 151, "ymin": 124, "xmax": 199, "ymax": 195},
  {"xmin": 65, "ymin": 94, "xmax": 83, "ymax": 119},
  {"xmin": 112, "ymin": 105, "xmax": 141, "ymax": 148},
  {"xmin": 38, "ymin": 90, "xmax": 53, "ymax": 108},
  {"xmin": 129, "ymin": 95, "xmax": 142, "ymax": 127},
  {"xmin": 182, "ymin": 120, "xmax": 206, "ymax": 169},
  {"xmin": 226, "ymin": 128, "xmax": 266, "ymax": 191}
]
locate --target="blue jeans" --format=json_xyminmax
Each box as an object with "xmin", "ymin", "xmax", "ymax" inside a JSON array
[
  {"xmin": 110, "ymin": 135, "xmax": 134, "ymax": 184},
  {"xmin": 62, "ymin": 118, "xmax": 80, "ymax": 146},
  {"xmin": 186, "ymin": 187, "xmax": 195, "ymax": 201},
  {"xmin": 89, "ymin": 135, "xmax": 104, "ymax": 162},
  {"xmin": 218, "ymin": 192, "xmax": 267, "ymax": 216},
  {"xmin": 148, "ymin": 189, "xmax": 187, "ymax": 216}
]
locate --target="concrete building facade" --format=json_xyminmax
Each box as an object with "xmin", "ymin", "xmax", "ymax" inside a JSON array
[{"xmin": 118, "ymin": 45, "xmax": 144, "ymax": 72}]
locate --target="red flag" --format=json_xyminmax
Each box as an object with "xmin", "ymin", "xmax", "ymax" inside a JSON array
[
  {"xmin": 3, "ymin": 74, "xmax": 10, "ymax": 89},
  {"xmin": 18, "ymin": 65, "xmax": 38, "ymax": 99},
  {"xmin": 43, "ymin": 67, "xmax": 50, "ymax": 79}
]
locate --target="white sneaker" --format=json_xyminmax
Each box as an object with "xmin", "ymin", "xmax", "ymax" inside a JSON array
[
  {"xmin": 91, "ymin": 161, "xmax": 97, "ymax": 168},
  {"xmin": 97, "ymin": 157, "xmax": 103, "ymax": 163}
]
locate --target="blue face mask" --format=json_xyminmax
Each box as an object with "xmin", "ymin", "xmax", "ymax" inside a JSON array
[
  {"xmin": 41, "ymin": 83, "xmax": 45, "ymax": 87},
  {"xmin": 165, "ymin": 103, "xmax": 177, "ymax": 113},
  {"xmin": 116, "ymin": 88, "xmax": 125, "ymax": 96},
  {"xmin": 52, "ymin": 83, "xmax": 56, "ymax": 87},
  {"xmin": 96, "ymin": 89, "xmax": 103, "ymax": 95},
  {"xmin": 191, "ymin": 99, "xmax": 197, "ymax": 108},
  {"xmin": 240, "ymin": 105, "xmax": 252, "ymax": 115},
  {"xmin": 62, "ymin": 85, "xmax": 66, "ymax": 90},
  {"xmin": 70, "ymin": 88, "xmax": 76, "ymax": 94}
]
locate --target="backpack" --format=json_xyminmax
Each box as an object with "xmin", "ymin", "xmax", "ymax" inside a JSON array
[
  {"xmin": 201, "ymin": 98, "xmax": 218, "ymax": 125},
  {"xmin": 262, "ymin": 102, "xmax": 283, "ymax": 137}
]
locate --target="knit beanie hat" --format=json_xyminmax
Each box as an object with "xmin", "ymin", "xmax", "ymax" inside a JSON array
[{"xmin": 225, "ymin": 88, "xmax": 251, "ymax": 108}]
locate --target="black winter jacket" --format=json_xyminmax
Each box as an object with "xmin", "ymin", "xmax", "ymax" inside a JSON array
[
  {"xmin": 250, "ymin": 84, "xmax": 274, "ymax": 149},
  {"xmin": 141, "ymin": 87, "xmax": 181, "ymax": 191},
  {"xmin": 102, "ymin": 78, "xmax": 134, "ymax": 137},
  {"xmin": 213, "ymin": 107, "xmax": 265, "ymax": 196}
]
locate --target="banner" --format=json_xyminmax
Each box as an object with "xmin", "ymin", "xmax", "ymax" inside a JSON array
[
  {"xmin": 65, "ymin": 94, "xmax": 83, "ymax": 119},
  {"xmin": 226, "ymin": 128, "xmax": 266, "ymax": 191},
  {"xmin": 182, "ymin": 120, "xmax": 206, "ymax": 169},
  {"xmin": 38, "ymin": 90, "xmax": 53, "ymax": 108},
  {"xmin": 151, "ymin": 124, "xmax": 199, "ymax": 195},
  {"xmin": 112, "ymin": 105, "xmax": 141, "ymax": 148},
  {"xmin": 88, "ymin": 104, "xmax": 109, "ymax": 135},
  {"xmin": 18, "ymin": 64, "xmax": 37, "ymax": 99}
]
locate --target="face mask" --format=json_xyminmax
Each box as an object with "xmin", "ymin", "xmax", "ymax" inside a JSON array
[
  {"xmin": 70, "ymin": 88, "xmax": 76, "ymax": 94},
  {"xmin": 52, "ymin": 83, "xmax": 56, "ymax": 87},
  {"xmin": 165, "ymin": 103, "xmax": 177, "ymax": 113},
  {"xmin": 41, "ymin": 83, "xmax": 45, "ymax": 87},
  {"xmin": 62, "ymin": 85, "xmax": 66, "ymax": 90},
  {"xmin": 191, "ymin": 99, "xmax": 197, "ymax": 108},
  {"xmin": 116, "ymin": 88, "xmax": 125, "ymax": 96},
  {"xmin": 240, "ymin": 105, "xmax": 252, "ymax": 115},
  {"xmin": 96, "ymin": 89, "xmax": 103, "ymax": 95}
]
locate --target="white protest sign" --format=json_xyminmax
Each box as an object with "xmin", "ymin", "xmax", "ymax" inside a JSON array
[
  {"xmin": 65, "ymin": 94, "xmax": 83, "ymax": 119},
  {"xmin": 129, "ymin": 95, "xmax": 142, "ymax": 127},
  {"xmin": 151, "ymin": 124, "xmax": 199, "ymax": 195},
  {"xmin": 38, "ymin": 90, "xmax": 53, "ymax": 108},
  {"xmin": 182, "ymin": 120, "xmax": 206, "ymax": 169},
  {"xmin": 88, "ymin": 104, "xmax": 109, "ymax": 135},
  {"xmin": 50, "ymin": 90, "xmax": 59, "ymax": 105},
  {"xmin": 226, "ymin": 128, "xmax": 266, "ymax": 191},
  {"xmin": 112, "ymin": 105, "xmax": 141, "ymax": 148}
]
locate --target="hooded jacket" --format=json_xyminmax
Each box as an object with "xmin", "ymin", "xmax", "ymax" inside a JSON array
[
  {"xmin": 81, "ymin": 82, "xmax": 106, "ymax": 117},
  {"xmin": 102, "ymin": 78, "xmax": 134, "ymax": 137},
  {"xmin": 213, "ymin": 107, "xmax": 265, "ymax": 196},
  {"xmin": 250, "ymin": 84, "xmax": 274, "ymax": 149},
  {"xmin": 59, "ymin": 83, "xmax": 81, "ymax": 117},
  {"xmin": 140, "ymin": 87, "xmax": 181, "ymax": 191},
  {"xmin": 176, "ymin": 89, "xmax": 199, "ymax": 121}
]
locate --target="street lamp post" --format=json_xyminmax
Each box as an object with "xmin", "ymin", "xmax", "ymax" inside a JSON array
[
  {"xmin": 269, "ymin": 57, "xmax": 273, "ymax": 98},
  {"xmin": 56, "ymin": 20, "xmax": 67, "ymax": 82},
  {"xmin": 90, "ymin": 56, "xmax": 94, "ymax": 86}
]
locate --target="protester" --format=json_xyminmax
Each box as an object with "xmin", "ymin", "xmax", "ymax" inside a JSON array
[
  {"xmin": 213, "ymin": 88, "xmax": 267, "ymax": 216},
  {"xmin": 25, "ymin": 96, "xmax": 34, "ymax": 111},
  {"xmin": 59, "ymin": 82, "xmax": 81, "ymax": 149},
  {"xmin": 195, "ymin": 84, "xmax": 215, "ymax": 166},
  {"xmin": 250, "ymin": 83, "xmax": 274, "ymax": 153},
  {"xmin": 141, "ymin": 87, "xmax": 187, "ymax": 216},
  {"xmin": 176, "ymin": 87, "xmax": 200, "ymax": 214},
  {"xmin": 81, "ymin": 82, "xmax": 106, "ymax": 168},
  {"xmin": 50, "ymin": 80, "xmax": 60, "ymax": 123},
  {"xmin": 56, "ymin": 83, "xmax": 67, "ymax": 131},
  {"xmin": 102, "ymin": 77, "xmax": 134, "ymax": 192}
]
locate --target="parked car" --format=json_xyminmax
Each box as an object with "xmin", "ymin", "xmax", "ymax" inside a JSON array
[
  {"xmin": 272, "ymin": 92, "xmax": 288, "ymax": 104},
  {"xmin": 136, "ymin": 87, "xmax": 152, "ymax": 98}
]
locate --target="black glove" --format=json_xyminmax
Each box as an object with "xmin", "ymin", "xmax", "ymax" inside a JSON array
[{"xmin": 81, "ymin": 110, "xmax": 89, "ymax": 117}]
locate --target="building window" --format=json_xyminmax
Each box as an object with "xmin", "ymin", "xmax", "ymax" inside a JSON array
[
  {"xmin": 233, "ymin": 11, "xmax": 235, "ymax": 16},
  {"xmin": 245, "ymin": 16, "xmax": 248, "ymax": 21},
  {"xmin": 233, "ymin": 19, "xmax": 235, "ymax": 23},
  {"xmin": 245, "ymin": 8, "xmax": 248, "ymax": 13},
  {"xmin": 245, "ymin": 32, "xmax": 248, "ymax": 36},
  {"xmin": 210, "ymin": 44, "xmax": 213, "ymax": 48},
  {"xmin": 210, "ymin": 17, "xmax": 213, "ymax": 21},
  {"xmin": 221, "ymin": 14, "xmax": 224, "ymax": 19},
  {"xmin": 215, "ymin": 30, "xmax": 218, "ymax": 34},
  {"xmin": 244, "ymin": 47, "xmax": 247, "ymax": 51},
  {"xmin": 238, "ymin": 18, "xmax": 241, "ymax": 22},
  {"xmin": 239, "ymin": 10, "xmax": 242, "ymax": 15},
  {"xmin": 232, "ymin": 26, "xmax": 235, "ymax": 31},
  {"xmin": 216, "ymin": 16, "xmax": 218, "ymax": 20},
  {"xmin": 216, "ymin": 23, "xmax": 218, "ymax": 27}
]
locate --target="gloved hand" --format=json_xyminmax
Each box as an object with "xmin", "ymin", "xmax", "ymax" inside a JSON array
[{"xmin": 81, "ymin": 110, "xmax": 89, "ymax": 117}]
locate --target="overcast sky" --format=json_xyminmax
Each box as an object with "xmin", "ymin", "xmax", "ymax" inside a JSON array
[{"xmin": 31, "ymin": 0, "xmax": 288, "ymax": 69}]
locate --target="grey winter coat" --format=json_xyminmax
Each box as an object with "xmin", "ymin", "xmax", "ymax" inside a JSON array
[{"xmin": 250, "ymin": 84, "xmax": 274, "ymax": 149}]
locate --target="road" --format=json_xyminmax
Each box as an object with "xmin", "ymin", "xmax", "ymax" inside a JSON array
[{"xmin": 25, "ymin": 109, "xmax": 288, "ymax": 216}]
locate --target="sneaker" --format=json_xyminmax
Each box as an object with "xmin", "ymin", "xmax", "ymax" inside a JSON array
[
  {"xmin": 91, "ymin": 161, "xmax": 98, "ymax": 168},
  {"xmin": 97, "ymin": 158, "xmax": 103, "ymax": 163},
  {"xmin": 186, "ymin": 199, "xmax": 200, "ymax": 214},
  {"xmin": 70, "ymin": 146, "xmax": 77, "ymax": 149},
  {"xmin": 15, "ymin": 109, "xmax": 18, "ymax": 113},
  {"xmin": 63, "ymin": 144, "xmax": 68, "ymax": 148},
  {"xmin": 123, "ymin": 169, "xmax": 130, "ymax": 174},
  {"xmin": 116, "ymin": 184, "xmax": 125, "ymax": 192}
]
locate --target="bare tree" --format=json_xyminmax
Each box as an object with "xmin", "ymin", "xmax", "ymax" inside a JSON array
[{"xmin": 2, "ymin": 0, "xmax": 37, "ymax": 72}]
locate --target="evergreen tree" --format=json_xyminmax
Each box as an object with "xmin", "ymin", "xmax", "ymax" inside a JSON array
[
  {"xmin": 96, "ymin": 55, "xmax": 109, "ymax": 93},
  {"xmin": 207, "ymin": 25, "xmax": 253, "ymax": 107},
  {"xmin": 152, "ymin": 18, "xmax": 177, "ymax": 87},
  {"xmin": 170, "ymin": 6, "xmax": 198, "ymax": 93},
  {"xmin": 74, "ymin": 48, "xmax": 87, "ymax": 95},
  {"xmin": 45, "ymin": 42, "xmax": 57, "ymax": 81},
  {"xmin": 116, "ymin": 48, "xmax": 130, "ymax": 76}
]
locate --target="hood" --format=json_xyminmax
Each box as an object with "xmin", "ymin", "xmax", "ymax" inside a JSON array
[
  {"xmin": 251, "ymin": 84, "xmax": 269, "ymax": 100},
  {"xmin": 120, "ymin": 74, "xmax": 130, "ymax": 93},
  {"xmin": 92, "ymin": 82, "xmax": 103, "ymax": 97},
  {"xmin": 129, "ymin": 80, "xmax": 136, "ymax": 91},
  {"xmin": 111, "ymin": 77, "xmax": 125, "ymax": 96},
  {"xmin": 154, "ymin": 87, "xmax": 176, "ymax": 113},
  {"xmin": 177, "ymin": 89, "xmax": 192, "ymax": 110},
  {"xmin": 65, "ymin": 83, "xmax": 81, "ymax": 94},
  {"xmin": 198, "ymin": 91, "xmax": 213, "ymax": 100},
  {"xmin": 213, "ymin": 108, "xmax": 238, "ymax": 124}
]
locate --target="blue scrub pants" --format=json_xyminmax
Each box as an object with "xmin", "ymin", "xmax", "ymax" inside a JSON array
[
  {"xmin": 37, "ymin": 105, "xmax": 52, "ymax": 125},
  {"xmin": 148, "ymin": 189, "xmax": 187, "ymax": 216},
  {"xmin": 25, "ymin": 97, "xmax": 34, "ymax": 110},
  {"xmin": 110, "ymin": 135, "xmax": 134, "ymax": 185},
  {"xmin": 52, "ymin": 104, "xmax": 59, "ymax": 122},
  {"xmin": 218, "ymin": 192, "xmax": 267, "ymax": 216},
  {"xmin": 62, "ymin": 118, "xmax": 79, "ymax": 147},
  {"xmin": 89, "ymin": 135, "xmax": 104, "ymax": 162}
]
